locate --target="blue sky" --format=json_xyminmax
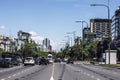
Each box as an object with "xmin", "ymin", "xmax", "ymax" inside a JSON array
[{"xmin": 0, "ymin": 0, "xmax": 120, "ymax": 51}]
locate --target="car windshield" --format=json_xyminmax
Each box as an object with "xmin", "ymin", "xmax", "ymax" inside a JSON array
[
  {"xmin": 0, "ymin": 0, "xmax": 120, "ymax": 80},
  {"xmin": 25, "ymin": 57, "xmax": 33, "ymax": 60},
  {"xmin": 4, "ymin": 58, "xmax": 11, "ymax": 61}
]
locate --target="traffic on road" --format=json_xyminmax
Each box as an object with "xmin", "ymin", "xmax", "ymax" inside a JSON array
[
  {"xmin": 0, "ymin": 56, "xmax": 119, "ymax": 80},
  {"xmin": 0, "ymin": 0, "xmax": 120, "ymax": 80}
]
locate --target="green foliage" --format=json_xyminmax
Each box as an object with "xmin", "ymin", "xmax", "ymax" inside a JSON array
[
  {"xmin": 58, "ymin": 36, "xmax": 99, "ymax": 60},
  {"xmin": 19, "ymin": 41, "xmax": 38, "ymax": 57},
  {"xmin": 37, "ymin": 51, "xmax": 48, "ymax": 57}
]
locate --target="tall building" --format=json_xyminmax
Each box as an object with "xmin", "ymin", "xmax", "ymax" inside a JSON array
[
  {"xmin": 112, "ymin": 6, "xmax": 120, "ymax": 40},
  {"xmin": 17, "ymin": 30, "xmax": 31, "ymax": 50},
  {"xmin": 90, "ymin": 18, "xmax": 112, "ymax": 40},
  {"xmin": 18, "ymin": 30, "xmax": 31, "ymax": 43},
  {"xmin": 42, "ymin": 38, "xmax": 52, "ymax": 52},
  {"xmin": 0, "ymin": 35, "xmax": 15, "ymax": 53}
]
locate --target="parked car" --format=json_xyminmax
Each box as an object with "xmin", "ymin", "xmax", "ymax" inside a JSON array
[
  {"xmin": 24, "ymin": 57, "xmax": 35, "ymax": 66},
  {"xmin": 0, "ymin": 58, "xmax": 3, "ymax": 67},
  {"xmin": 12, "ymin": 58, "xmax": 20, "ymax": 66},
  {"xmin": 15, "ymin": 56, "xmax": 22, "ymax": 63},
  {"xmin": 2, "ymin": 58, "xmax": 13, "ymax": 67},
  {"xmin": 66, "ymin": 58, "xmax": 74, "ymax": 64}
]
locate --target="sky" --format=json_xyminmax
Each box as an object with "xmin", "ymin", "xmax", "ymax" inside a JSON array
[{"xmin": 0, "ymin": 0, "xmax": 120, "ymax": 51}]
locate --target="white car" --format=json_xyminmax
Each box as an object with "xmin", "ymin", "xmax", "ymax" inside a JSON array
[
  {"xmin": 48, "ymin": 59, "xmax": 53, "ymax": 64},
  {"xmin": 24, "ymin": 57, "xmax": 35, "ymax": 66}
]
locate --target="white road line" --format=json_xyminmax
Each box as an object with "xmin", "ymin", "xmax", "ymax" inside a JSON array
[
  {"xmin": 8, "ymin": 76, "xmax": 11, "ymax": 78},
  {"xmin": 50, "ymin": 64, "xmax": 55, "ymax": 80},
  {"xmin": 12, "ymin": 74, "xmax": 16, "ymax": 76},
  {"xmin": 1, "ymin": 79, "xmax": 5, "ymax": 80}
]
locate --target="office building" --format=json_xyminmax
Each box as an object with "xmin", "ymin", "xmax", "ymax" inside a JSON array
[
  {"xmin": 42, "ymin": 38, "xmax": 52, "ymax": 52},
  {"xmin": 112, "ymin": 6, "xmax": 120, "ymax": 40},
  {"xmin": 90, "ymin": 18, "xmax": 112, "ymax": 40}
]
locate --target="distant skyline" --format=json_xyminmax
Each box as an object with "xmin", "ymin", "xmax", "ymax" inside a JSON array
[{"xmin": 0, "ymin": 0, "xmax": 120, "ymax": 51}]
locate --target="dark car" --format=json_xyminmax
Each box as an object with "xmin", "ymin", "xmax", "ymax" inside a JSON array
[
  {"xmin": 12, "ymin": 58, "xmax": 20, "ymax": 66},
  {"xmin": 38, "ymin": 57, "xmax": 48, "ymax": 65},
  {"xmin": 0, "ymin": 58, "xmax": 3, "ymax": 67},
  {"xmin": 15, "ymin": 56, "xmax": 22, "ymax": 63},
  {"xmin": 2, "ymin": 58, "xmax": 13, "ymax": 67},
  {"xmin": 54, "ymin": 58, "xmax": 61, "ymax": 63},
  {"xmin": 66, "ymin": 58, "xmax": 74, "ymax": 64}
]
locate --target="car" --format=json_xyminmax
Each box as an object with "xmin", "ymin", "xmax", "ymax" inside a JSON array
[
  {"xmin": 24, "ymin": 57, "xmax": 35, "ymax": 66},
  {"xmin": 0, "ymin": 58, "xmax": 3, "ymax": 67},
  {"xmin": 63, "ymin": 58, "xmax": 68, "ymax": 62},
  {"xmin": 48, "ymin": 59, "xmax": 53, "ymax": 64},
  {"xmin": 38, "ymin": 57, "xmax": 48, "ymax": 65},
  {"xmin": 15, "ymin": 56, "xmax": 22, "ymax": 63},
  {"xmin": 12, "ymin": 58, "xmax": 20, "ymax": 66},
  {"xmin": 54, "ymin": 58, "xmax": 61, "ymax": 63},
  {"xmin": 66, "ymin": 58, "xmax": 74, "ymax": 64},
  {"xmin": 2, "ymin": 58, "xmax": 13, "ymax": 67}
]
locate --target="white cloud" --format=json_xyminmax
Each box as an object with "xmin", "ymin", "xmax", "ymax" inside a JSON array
[
  {"xmin": 29, "ymin": 31, "xmax": 37, "ymax": 36},
  {"xmin": 0, "ymin": 25, "xmax": 5, "ymax": 29},
  {"xmin": 50, "ymin": 40, "xmax": 65, "ymax": 51},
  {"xmin": 29, "ymin": 31, "xmax": 62, "ymax": 51},
  {"xmin": 29, "ymin": 31, "xmax": 44, "ymax": 44},
  {"xmin": 32, "ymin": 36, "xmax": 44, "ymax": 42}
]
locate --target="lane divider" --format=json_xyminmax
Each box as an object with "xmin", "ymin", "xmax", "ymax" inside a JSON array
[{"xmin": 50, "ymin": 64, "xmax": 55, "ymax": 80}]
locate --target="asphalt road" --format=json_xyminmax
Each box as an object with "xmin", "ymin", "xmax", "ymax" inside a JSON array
[{"xmin": 0, "ymin": 63, "xmax": 120, "ymax": 80}]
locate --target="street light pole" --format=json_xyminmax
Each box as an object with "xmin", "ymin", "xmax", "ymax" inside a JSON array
[
  {"xmin": 90, "ymin": 2, "xmax": 111, "ymax": 64},
  {"xmin": 76, "ymin": 21, "xmax": 89, "ymax": 41},
  {"xmin": 67, "ymin": 31, "xmax": 76, "ymax": 45},
  {"xmin": 65, "ymin": 36, "xmax": 70, "ymax": 47},
  {"xmin": 75, "ymin": 21, "xmax": 85, "ymax": 61}
]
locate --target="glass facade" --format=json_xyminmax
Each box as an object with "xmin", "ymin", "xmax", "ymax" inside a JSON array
[{"xmin": 112, "ymin": 15, "xmax": 120, "ymax": 40}]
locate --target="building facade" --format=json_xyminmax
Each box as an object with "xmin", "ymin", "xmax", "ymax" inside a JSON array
[
  {"xmin": 90, "ymin": 18, "xmax": 112, "ymax": 41},
  {"xmin": 17, "ymin": 30, "xmax": 31, "ymax": 50},
  {"xmin": 112, "ymin": 6, "xmax": 120, "ymax": 40},
  {"xmin": 42, "ymin": 38, "xmax": 52, "ymax": 52},
  {"xmin": 0, "ymin": 35, "xmax": 13, "ymax": 52}
]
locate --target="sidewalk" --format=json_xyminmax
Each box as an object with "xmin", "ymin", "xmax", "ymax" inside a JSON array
[
  {"xmin": 100, "ymin": 64, "xmax": 120, "ymax": 69},
  {"xmin": 74, "ymin": 61, "xmax": 90, "ymax": 64}
]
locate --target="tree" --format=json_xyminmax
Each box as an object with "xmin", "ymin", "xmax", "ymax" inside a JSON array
[{"xmin": 19, "ymin": 41, "xmax": 38, "ymax": 57}]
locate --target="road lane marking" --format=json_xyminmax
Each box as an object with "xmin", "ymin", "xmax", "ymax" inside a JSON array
[
  {"xmin": 12, "ymin": 74, "xmax": 16, "ymax": 76},
  {"xmin": 1, "ymin": 79, "xmax": 5, "ymax": 80},
  {"xmin": 50, "ymin": 64, "xmax": 55, "ymax": 80},
  {"xmin": 8, "ymin": 76, "xmax": 11, "ymax": 78}
]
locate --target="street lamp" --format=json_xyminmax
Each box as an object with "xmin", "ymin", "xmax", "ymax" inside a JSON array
[
  {"xmin": 67, "ymin": 31, "xmax": 76, "ymax": 45},
  {"xmin": 76, "ymin": 21, "xmax": 89, "ymax": 61},
  {"xmin": 75, "ymin": 21, "xmax": 89, "ymax": 41},
  {"xmin": 90, "ymin": 4, "xmax": 110, "ymax": 21},
  {"xmin": 90, "ymin": 2, "xmax": 111, "ymax": 64},
  {"xmin": 64, "ymin": 36, "xmax": 70, "ymax": 47}
]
